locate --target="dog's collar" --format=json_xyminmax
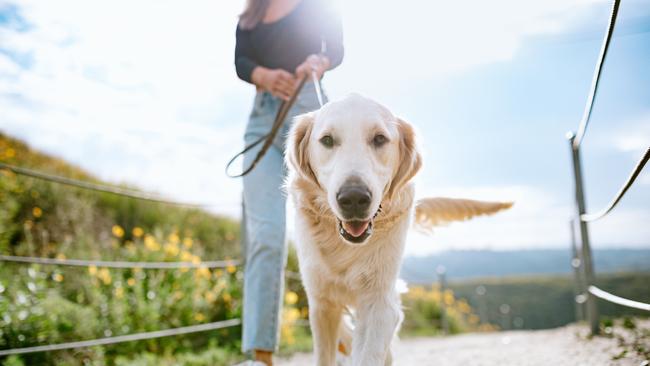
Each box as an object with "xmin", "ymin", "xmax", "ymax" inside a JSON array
[{"xmin": 373, "ymin": 204, "xmax": 383, "ymax": 219}]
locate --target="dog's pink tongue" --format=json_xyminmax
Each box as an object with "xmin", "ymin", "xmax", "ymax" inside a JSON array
[{"xmin": 342, "ymin": 221, "xmax": 369, "ymax": 237}]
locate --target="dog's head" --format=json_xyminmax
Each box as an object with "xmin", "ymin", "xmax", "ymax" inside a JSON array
[{"xmin": 287, "ymin": 93, "xmax": 421, "ymax": 245}]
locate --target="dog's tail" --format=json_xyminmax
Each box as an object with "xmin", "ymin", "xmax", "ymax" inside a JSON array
[{"xmin": 414, "ymin": 197, "xmax": 513, "ymax": 232}]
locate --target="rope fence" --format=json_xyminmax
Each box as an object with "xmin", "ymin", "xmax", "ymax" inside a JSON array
[
  {"xmin": 581, "ymin": 147, "xmax": 649, "ymax": 222},
  {"xmin": 0, "ymin": 158, "xmax": 309, "ymax": 356},
  {"xmin": 0, "ymin": 254, "xmax": 241, "ymax": 269},
  {"xmin": 0, "ymin": 162, "xmax": 220, "ymax": 209},
  {"xmin": 0, "ymin": 319, "xmax": 242, "ymax": 357},
  {"xmin": 572, "ymin": 0, "xmax": 620, "ymax": 149},
  {"xmin": 588, "ymin": 286, "xmax": 650, "ymax": 312},
  {"xmin": 566, "ymin": 0, "xmax": 650, "ymax": 335}
]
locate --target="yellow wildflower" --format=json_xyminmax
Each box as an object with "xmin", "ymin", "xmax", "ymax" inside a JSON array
[
  {"xmin": 180, "ymin": 251, "xmax": 193, "ymax": 262},
  {"xmin": 115, "ymin": 287, "xmax": 124, "ymax": 298},
  {"xmin": 168, "ymin": 232, "xmax": 180, "ymax": 244},
  {"xmin": 443, "ymin": 290, "xmax": 455, "ymax": 306},
  {"xmin": 132, "ymin": 227, "xmax": 144, "ymax": 238},
  {"xmin": 191, "ymin": 255, "xmax": 201, "ymax": 265},
  {"xmin": 213, "ymin": 269, "xmax": 223, "ymax": 278},
  {"xmin": 458, "ymin": 300, "xmax": 472, "ymax": 314},
  {"xmin": 196, "ymin": 267, "xmax": 211, "ymax": 280},
  {"xmin": 52, "ymin": 273, "xmax": 63, "ymax": 282},
  {"xmin": 194, "ymin": 313, "xmax": 205, "ymax": 322},
  {"xmin": 164, "ymin": 242, "xmax": 179, "ymax": 257},
  {"xmin": 112, "ymin": 225, "xmax": 124, "ymax": 238},
  {"xmin": 88, "ymin": 265, "xmax": 98, "ymax": 276},
  {"xmin": 144, "ymin": 235, "xmax": 160, "ymax": 251},
  {"xmin": 98, "ymin": 268, "xmax": 112, "ymax": 285},
  {"xmin": 32, "ymin": 207, "xmax": 42, "ymax": 218},
  {"xmin": 4, "ymin": 148, "xmax": 15, "ymax": 158},
  {"xmin": 205, "ymin": 292, "xmax": 216, "ymax": 303},
  {"xmin": 182, "ymin": 237, "xmax": 193, "ymax": 248},
  {"xmin": 226, "ymin": 264, "xmax": 237, "ymax": 274},
  {"xmin": 285, "ymin": 308, "xmax": 301, "ymax": 322},
  {"xmin": 127, "ymin": 278, "xmax": 136, "ymax": 287},
  {"xmin": 223, "ymin": 293, "xmax": 232, "ymax": 303},
  {"xmin": 285, "ymin": 291, "xmax": 299, "ymax": 305}
]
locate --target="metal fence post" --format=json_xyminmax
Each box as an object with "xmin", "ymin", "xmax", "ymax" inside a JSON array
[
  {"xmin": 567, "ymin": 133, "xmax": 599, "ymax": 335},
  {"xmin": 569, "ymin": 220, "xmax": 585, "ymax": 322},
  {"xmin": 475, "ymin": 285, "xmax": 488, "ymax": 325},
  {"xmin": 437, "ymin": 265, "xmax": 449, "ymax": 335}
]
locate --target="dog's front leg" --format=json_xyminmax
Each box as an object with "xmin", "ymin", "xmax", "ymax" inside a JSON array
[
  {"xmin": 351, "ymin": 294, "xmax": 401, "ymax": 366},
  {"xmin": 309, "ymin": 298, "xmax": 343, "ymax": 366}
]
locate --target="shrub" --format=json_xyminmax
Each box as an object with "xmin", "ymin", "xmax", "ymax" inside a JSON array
[{"xmin": 400, "ymin": 285, "xmax": 483, "ymax": 336}]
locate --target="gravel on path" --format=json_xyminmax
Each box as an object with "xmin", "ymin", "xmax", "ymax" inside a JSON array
[{"xmin": 277, "ymin": 324, "xmax": 648, "ymax": 366}]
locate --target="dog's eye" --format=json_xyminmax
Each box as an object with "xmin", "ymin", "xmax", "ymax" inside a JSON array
[
  {"xmin": 320, "ymin": 135, "xmax": 334, "ymax": 148},
  {"xmin": 372, "ymin": 134, "xmax": 388, "ymax": 148}
]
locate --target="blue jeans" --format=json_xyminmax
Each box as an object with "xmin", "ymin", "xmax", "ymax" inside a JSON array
[{"xmin": 241, "ymin": 81, "xmax": 325, "ymax": 353}]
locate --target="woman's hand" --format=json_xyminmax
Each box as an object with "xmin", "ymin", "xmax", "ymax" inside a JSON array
[
  {"xmin": 295, "ymin": 54, "xmax": 330, "ymax": 81},
  {"xmin": 251, "ymin": 67, "xmax": 297, "ymax": 101}
]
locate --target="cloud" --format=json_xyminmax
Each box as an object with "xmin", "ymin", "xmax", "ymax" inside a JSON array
[
  {"xmin": 328, "ymin": 0, "xmax": 608, "ymax": 94},
  {"xmin": 612, "ymin": 114, "xmax": 650, "ymax": 153},
  {"xmin": 0, "ymin": 0, "xmax": 251, "ymax": 215}
]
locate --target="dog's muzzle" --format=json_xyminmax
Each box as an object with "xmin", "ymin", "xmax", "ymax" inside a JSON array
[{"xmin": 335, "ymin": 178, "xmax": 379, "ymax": 244}]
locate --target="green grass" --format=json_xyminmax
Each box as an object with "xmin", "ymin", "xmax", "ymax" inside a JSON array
[{"xmin": 448, "ymin": 272, "xmax": 650, "ymax": 330}]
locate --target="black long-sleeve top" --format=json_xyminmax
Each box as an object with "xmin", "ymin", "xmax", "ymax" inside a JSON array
[{"xmin": 235, "ymin": 0, "xmax": 344, "ymax": 84}]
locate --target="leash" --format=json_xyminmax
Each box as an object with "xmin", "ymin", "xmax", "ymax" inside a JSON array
[{"xmin": 226, "ymin": 69, "xmax": 325, "ymax": 178}]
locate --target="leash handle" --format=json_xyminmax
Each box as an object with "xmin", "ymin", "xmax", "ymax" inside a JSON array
[
  {"xmin": 226, "ymin": 75, "xmax": 308, "ymax": 178},
  {"xmin": 312, "ymin": 69, "xmax": 324, "ymax": 107}
]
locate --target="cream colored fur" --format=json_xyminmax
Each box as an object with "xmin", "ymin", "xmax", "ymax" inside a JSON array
[{"xmin": 285, "ymin": 94, "xmax": 511, "ymax": 366}]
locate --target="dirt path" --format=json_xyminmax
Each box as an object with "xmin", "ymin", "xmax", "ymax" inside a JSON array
[{"xmin": 278, "ymin": 324, "xmax": 647, "ymax": 365}]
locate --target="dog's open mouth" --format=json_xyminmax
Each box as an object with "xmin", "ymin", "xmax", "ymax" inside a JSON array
[{"xmin": 338, "ymin": 219, "xmax": 373, "ymax": 244}]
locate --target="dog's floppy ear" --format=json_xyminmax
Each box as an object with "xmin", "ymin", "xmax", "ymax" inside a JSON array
[
  {"xmin": 287, "ymin": 111, "xmax": 318, "ymax": 183},
  {"xmin": 387, "ymin": 118, "xmax": 422, "ymax": 198}
]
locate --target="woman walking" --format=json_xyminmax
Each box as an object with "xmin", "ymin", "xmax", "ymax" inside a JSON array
[{"xmin": 234, "ymin": 0, "xmax": 343, "ymax": 364}]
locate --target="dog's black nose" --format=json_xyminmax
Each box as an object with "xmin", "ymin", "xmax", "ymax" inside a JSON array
[{"xmin": 337, "ymin": 185, "xmax": 371, "ymax": 219}]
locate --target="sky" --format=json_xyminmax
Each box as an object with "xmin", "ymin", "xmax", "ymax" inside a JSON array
[{"xmin": 0, "ymin": 0, "xmax": 648, "ymax": 256}]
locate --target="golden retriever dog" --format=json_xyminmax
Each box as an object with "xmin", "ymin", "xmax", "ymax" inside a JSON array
[{"xmin": 285, "ymin": 94, "xmax": 511, "ymax": 366}]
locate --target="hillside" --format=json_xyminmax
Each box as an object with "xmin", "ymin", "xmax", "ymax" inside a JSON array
[
  {"xmin": 0, "ymin": 132, "xmax": 241, "ymax": 259},
  {"xmin": 401, "ymin": 249, "xmax": 650, "ymax": 282},
  {"xmin": 0, "ymin": 133, "xmax": 250, "ymax": 365},
  {"xmin": 447, "ymin": 272, "xmax": 650, "ymax": 330}
]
